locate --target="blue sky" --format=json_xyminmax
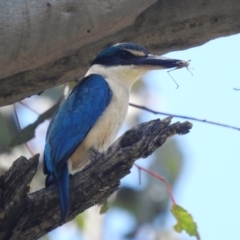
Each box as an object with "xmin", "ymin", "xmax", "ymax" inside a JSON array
[{"xmin": 144, "ymin": 33, "xmax": 240, "ymax": 240}]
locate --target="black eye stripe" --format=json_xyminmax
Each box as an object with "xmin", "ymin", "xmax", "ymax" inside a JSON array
[{"xmin": 118, "ymin": 50, "xmax": 131, "ymax": 57}]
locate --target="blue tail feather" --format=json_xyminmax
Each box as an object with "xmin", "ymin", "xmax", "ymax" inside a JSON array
[{"xmin": 58, "ymin": 164, "xmax": 69, "ymax": 221}]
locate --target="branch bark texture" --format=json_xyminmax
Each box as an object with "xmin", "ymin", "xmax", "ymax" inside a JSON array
[
  {"xmin": 1, "ymin": 0, "xmax": 240, "ymax": 106},
  {"xmin": 0, "ymin": 117, "xmax": 192, "ymax": 240}
]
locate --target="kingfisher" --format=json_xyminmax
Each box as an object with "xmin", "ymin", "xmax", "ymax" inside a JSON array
[{"xmin": 43, "ymin": 42, "xmax": 187, "ymax": 220}]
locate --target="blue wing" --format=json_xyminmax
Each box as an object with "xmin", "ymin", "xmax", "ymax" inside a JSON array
[
  {"xmin": 44, "ymin": 74, "xmax": 112, "ymax": 176},
  {"xmin": 43, "ymin": 74, "xmax": 112, "ymax": 220}
]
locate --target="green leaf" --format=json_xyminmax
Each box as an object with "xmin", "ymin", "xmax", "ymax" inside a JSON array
[
  {"xmin": 100, "ymin": 201, "xmax": 109, "ymax": 214},
  {"xmin": 171, "ymin": 204, "xmax": 200, "ymax": 240},
  {"xmin": 75, "ymin": 213, "xmax": 85, "ymax": 229}
]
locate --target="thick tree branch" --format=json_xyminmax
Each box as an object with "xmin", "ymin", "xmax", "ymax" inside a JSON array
[
  {"xmin": 1, "ymin": 0, "xmax": 240, "ymax": 106},
  {"xmin": 0, "ymin": 117, "xmax": 192, "ymax": 240}
]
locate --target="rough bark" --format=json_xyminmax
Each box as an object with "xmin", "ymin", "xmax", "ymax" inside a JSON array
[
  {"xmin": 0, "ymin": 117, "xmax": 192, "ymax": 240},
  {"xmin": 1, "ymin": 0, "xmax": 240, "ymax": 106}
]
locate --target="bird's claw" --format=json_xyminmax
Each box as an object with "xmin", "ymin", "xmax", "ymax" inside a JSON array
[{"xmin": 89, "ymin": 147, "xmax": 101, "ymax": 163}]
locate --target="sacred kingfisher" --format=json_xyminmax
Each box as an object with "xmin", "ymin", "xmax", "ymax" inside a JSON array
[{"xmin": 43, "ymin": 42, "xmax": 187, "ymax": 220}]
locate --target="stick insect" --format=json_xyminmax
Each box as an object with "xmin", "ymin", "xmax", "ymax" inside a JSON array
[{"xmin": 168, "ymin": 60, "xmax": 192, "ymax": 89}]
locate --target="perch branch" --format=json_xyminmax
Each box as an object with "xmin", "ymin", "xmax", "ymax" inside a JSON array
[{"xmin": 0, "ymin": 117, "xmax": 192, "ymax": 240}]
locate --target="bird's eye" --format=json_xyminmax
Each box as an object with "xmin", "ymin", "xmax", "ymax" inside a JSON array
[{"xmin": 118, "ymin": 51, "xmax": 130, "ymax": 58}]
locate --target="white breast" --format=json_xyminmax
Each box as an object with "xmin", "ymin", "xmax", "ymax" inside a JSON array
[
  {"xmin": 83, "ymin": 80, "xmax": 129, "ymax": 150},
  {"xmin": 69, "ymin": 64, "xmax": 149, "ymax": 171}
]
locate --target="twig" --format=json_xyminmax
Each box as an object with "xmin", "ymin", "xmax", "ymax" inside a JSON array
[
  {"xmin": 134, "ymin": 163, "xmax": 176, "ymax": 205},
  {"xmin": 129, "ymin": 103, "xmax": 240, "ymax": 131},
  {"xmin": 18, "ymin": 101, "xmax": 40, "ymax": 115},
  {"xmin": 13, "ymin": 104, "xmax": 35, "ymax": 156},
  {"xmin": 9, "ymin": 96, "xmax": 63, "ymax": 148}
]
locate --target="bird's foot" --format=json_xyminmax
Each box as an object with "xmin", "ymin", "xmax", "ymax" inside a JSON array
[
  {"xmin": 89, "ymin": 147, "xmax": 101, "ymax": 163},
  {"xmin": 91, "ymin": 147, "xmax": 100, "ymax": 155}
]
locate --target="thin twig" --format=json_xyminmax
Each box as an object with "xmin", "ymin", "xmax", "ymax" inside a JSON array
[
  {"xmin": 134, "ymin": 163, "xmax": 176, "ymax": 205},
  {"xmin": 18, "ymin": 101, "xmax": 40, "ymax": 115},
  {"xmin": 129, "ymin": 103, "xmax": 240, "ymax": 131},
  {"xmin": 13, "ymin": 104, "xmax": 35, "ymax": 156},
  {"xmin": 137, "ymin": 166, "xmax": 142, "ymax": 185}
]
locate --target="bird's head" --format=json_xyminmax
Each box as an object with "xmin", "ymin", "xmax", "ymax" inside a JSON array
[{"xmin": 87, "ymin": 42, "xmax": 187, "ymax": 88}]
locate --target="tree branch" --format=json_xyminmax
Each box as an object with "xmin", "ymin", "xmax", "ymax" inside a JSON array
[
  {"xmin": 1, "ymin": 0, "xmax": 240, "ymax": 106},
  {"xmin": 0, "ymin": 117, "xmax": 192, "ymax": 240}
]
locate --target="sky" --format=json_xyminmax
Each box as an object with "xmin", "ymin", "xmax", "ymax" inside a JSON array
[{"xmin": 144, "ymin": 33, "xmax": 240, "ymax": 240}]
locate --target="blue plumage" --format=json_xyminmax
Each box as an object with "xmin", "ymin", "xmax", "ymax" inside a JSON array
[{"xmin": 44, "ymin": 74, "xmax": 112, "ymax": 220}]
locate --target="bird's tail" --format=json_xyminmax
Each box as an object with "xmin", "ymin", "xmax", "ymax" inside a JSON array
[{"xmin": 58, "ymin": 163, "xmax": 70, "ymax": 221}]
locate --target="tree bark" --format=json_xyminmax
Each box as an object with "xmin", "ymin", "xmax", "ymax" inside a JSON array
[
  {"xmin": 0, "ymin": 117, "xmax": 192, "ymax": 240},
  {"xmin": 1, "ymin": 0, "xmax": 240, "ymax": 106}
]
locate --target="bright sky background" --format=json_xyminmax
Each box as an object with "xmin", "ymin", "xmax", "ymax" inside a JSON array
[{"xmin": 144, "ymin": 33, "xmax": 240, "ymax": 240}]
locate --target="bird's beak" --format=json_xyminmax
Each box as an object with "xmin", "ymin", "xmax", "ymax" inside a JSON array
[{"xmin": 132, "ymin": 54, "xmax": 186, "ymax": 70}]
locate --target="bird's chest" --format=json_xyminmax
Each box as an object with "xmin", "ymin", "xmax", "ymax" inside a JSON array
[
  {"xmin": 69, "ymin": 91, "xmax": 128, "ymax": 171},
  {"xmin": 69, "ymin": 76, "xmax": 130, "ymax": 171},
  {"xmin": 85, "ymin": 84, "xmax": 129, "ymax": 151}
]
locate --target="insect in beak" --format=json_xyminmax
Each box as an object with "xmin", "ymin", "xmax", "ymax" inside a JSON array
[{"xmin": 167, "ymin": 60, "xmax": 193, "ymax": 89}]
